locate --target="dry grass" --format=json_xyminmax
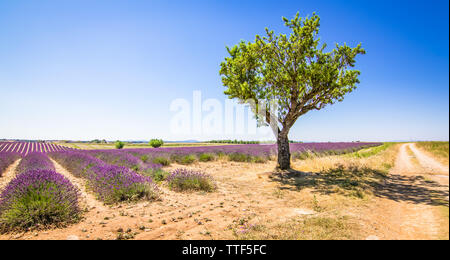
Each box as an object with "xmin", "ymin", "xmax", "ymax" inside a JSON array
[
  {"xmin": 294, "ymin": 143, "xmax": 400, "ymax": 174},
  {"xmin": 234, "ymin": 215, "xmax": 359, "ymax": 240},
  {"xmin": 232, "ymin": 144, "xmax": 402, "ymax": 240},
  {"xmin": 416, "ymin": 141, "xmax": 449, "ymax": 166}
]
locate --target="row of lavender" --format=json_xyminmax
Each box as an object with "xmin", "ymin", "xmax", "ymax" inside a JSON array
[
  {"xmin": 110, "ymin": 142, "xmax": 383, "ymax": 164},
  {"xmin": 67, "ymin": 143, "xmax": 382, "ymax": 189},
  {"xmin": 68, "ymin": 150, "xmax": 215, "ymax": 192},
  {"xmin": 0, "ymin": 151, "xmax": 162, "ymax": 232},
  {"xmin": 0, "ymin": 150, "xmax": 161, "ymax": 205},
  {"xmin": 0, "ymin": 153, "xmax": 80, "ymax": 232},
  {"xmin": 49, "ymin": 151, "xmax": 160, "ymax": 204},
  {"xmin": 0, "ymin": 142, "xmax": 73, "ymax": 156}
]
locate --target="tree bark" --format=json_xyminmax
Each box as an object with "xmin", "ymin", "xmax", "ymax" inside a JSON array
[{"xmin": 277, "ymin": 133, "xmax": 291, "ymax": 170}]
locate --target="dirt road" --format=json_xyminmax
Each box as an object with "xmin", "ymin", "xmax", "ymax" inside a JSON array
[
  {"xmin": 409, "ymin": 143, "xmax": 449, "ymax": 177},
  {"xmin": 367, "ymin": 143, "xmax": 449, "ymax": 240}
]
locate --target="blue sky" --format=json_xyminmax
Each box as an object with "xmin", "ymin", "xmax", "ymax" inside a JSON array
[{"xmin": 0, "ymin": 0, "xmax": 448, "ymax": 142}]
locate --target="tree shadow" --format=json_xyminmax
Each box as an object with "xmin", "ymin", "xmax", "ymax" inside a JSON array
[{"xmin": 269, "ymin": 165, "xmax": 449, "ymax": 207}]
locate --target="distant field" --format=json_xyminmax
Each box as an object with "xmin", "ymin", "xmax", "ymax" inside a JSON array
[
  {"xmin": 416, "ymin": 141, "xmax": 449, "ymax": 165},
  {"xmin": 0, "ymin": 141, "xmax": 72, "ymax": 155},
  {"xmin": 55, "ymin": 142, "xmax": 236, "ymax": 150}
]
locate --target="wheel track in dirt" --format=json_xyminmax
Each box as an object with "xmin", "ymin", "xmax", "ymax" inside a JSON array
[
  {"xmin": 408, "ymin": 143, "xmax": 449, "ymax": 180},
  {"xmin": 367, "ymin": 143, "xmax": 449, "ymax": 240}
]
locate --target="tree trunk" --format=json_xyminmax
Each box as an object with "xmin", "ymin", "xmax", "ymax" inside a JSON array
[{"xmin": 277, "ymin": 134, "xmax": 291, "ymax": 170}]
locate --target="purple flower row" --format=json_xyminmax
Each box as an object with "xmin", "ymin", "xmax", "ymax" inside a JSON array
[
  {"xmin": 0, "ymin": 170, "xmax": 80, "ymax": 226},
  {"xmin": 15, "ymin": 152, "xmax": 55, "ymax": 174},
  {"xmin": 50, "ymin": 151, "xmax": 160, "ymax": 204},
  {"xmin": 0, "ymin": 153, "xmax": 81, "ymax": 231},
  {"xmin": 115, "ymin": 142, "xmax": 382, "ymax": 161},
  {"xmin": 86, "ymin": 150, "xmax": 162, "ymax": 172},
  {"xmin": 0, "ymin": 142, "xmax": 73, "ymax": 156}
]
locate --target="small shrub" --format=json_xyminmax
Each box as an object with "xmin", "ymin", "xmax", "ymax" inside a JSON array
[
  {"xmin": 199, "ymin": 153, "xmax": 215, "ymax": 162},
  {"xmin": 166, "ymin": 169, "xmax": 215, "ymax": 192},
  {"xmin": 131, "ymin": 165, "xmax": 140, "ymax": 172},
  {"xmin": 140, "ymin": 155, "xmax": 149, "ymax": 163},
  {"xmin": 90, "ymin": 165, "xmax": 160, "ymax": 204},
  {"xmin": 181, "ymin": 155, "xmax": 196, "ymax": 165},
  {"xmin": 228, "ymin": 153, "xmax": 250, "ymax": 162},
  {"xmin": 153, "ymin": 156, "xmax": 170, "ymax": 166},
  {"xmin": 252, "ymin": 156, "xmax": 267, "ymax": 163},
  {"xmin": 115, "ymin": 141, "xmax": 125, "ymax": 149},
  {"xmin": 149, "ymin": 139, "xmax": 164, "ymax": 148},
  {"xmin": 294, "ymin": 151, "xmax": 314, "ymax": 160},
  {"xmin": 214, "ymin": 152, "xmax": 227, "ymax": 161},
  {"xmin": 147, "ymin": 169, "xmax": 169, "ymax": 183},
  {"xmin": 170, "ymin": 154, "xmax": 182, "ymax": 163}
]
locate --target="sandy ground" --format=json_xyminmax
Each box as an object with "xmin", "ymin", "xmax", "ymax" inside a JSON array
[
  {"xmin": 0, "ymin": 144, "xmax": 448, "ymax": 240},
  {"xmin": 0, "ymin": 160, "xmax": 21, "ymax": 191},
  {"xmin": 360, "ymin": 143, "xmax": 448, "ymax": 240},
  {"xmin": 1, "ymin": 160, "xmax": 313, "ymax": 240},
  {"xmin": 409, "ymin": 143, "xmax": 449, "ymax": 176}
]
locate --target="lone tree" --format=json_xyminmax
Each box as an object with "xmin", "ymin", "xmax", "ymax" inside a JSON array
[{"xmin": 220, "ymin": 12, "xmax": 365, "ymax": 170}]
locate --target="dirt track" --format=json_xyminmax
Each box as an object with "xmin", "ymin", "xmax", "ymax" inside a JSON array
[
  {"xmin": 365, "ymin": 143, "xmax": 449, "ymax": 240},
  {"xmin": 409, "ymin": 143, "xmax": 449, "ymax": 177}
]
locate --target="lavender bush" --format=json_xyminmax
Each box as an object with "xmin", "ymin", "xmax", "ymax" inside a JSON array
[
  {"xmin": 88, "ymin": 150, "xmax": 144, "ymax": 171},
  {"xmin": 0, "ymin": 152, "xmax": 20, "ymax": 177},
  {"xmin": 0, "ymin": 169, "xmax": 80, "ymax": 232},
  {"xmin": 50, "ymin": 151, "xmax": 160, "ymax": 204},
  {"xmin": 15, "ymin": 152, "xmax": 55, "ymax": 174},
  {"xmin": 167, "ymin": 169, "xmax": 215, "ymax": 192},
  {"xmin": 89, "ymin": 165, "xmax": 159, "ymax": 203}
]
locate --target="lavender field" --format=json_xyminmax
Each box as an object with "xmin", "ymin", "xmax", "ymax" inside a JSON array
[
  {"xmin": 122, "ymin": 142, "xmax": 382, "ymax": 163},
  {"xmin": 0, "ymin": 142, "xmax": 74, "ymax": 155},
  {"xmin": 0, "ymin": 141, "xmax": 448, "ymax": 240},
  {"xmin": 0, "ymin": 141, "xmax": 386, "ymax": 237}
]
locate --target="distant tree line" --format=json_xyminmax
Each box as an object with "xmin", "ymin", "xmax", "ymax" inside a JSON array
[{"xmin": 90, "ymin": 139, "xmax": 108, "ymax": 144}]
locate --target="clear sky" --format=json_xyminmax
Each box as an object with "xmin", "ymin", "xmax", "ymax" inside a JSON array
[{"xmin": 0, "ymin": 0, "xmax": 448, "ymax": 142}]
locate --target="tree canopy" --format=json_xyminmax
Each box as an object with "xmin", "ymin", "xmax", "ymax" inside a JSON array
[{"xmin": 219, "ymin": 12, "xmax": 365, "ymax": 169}]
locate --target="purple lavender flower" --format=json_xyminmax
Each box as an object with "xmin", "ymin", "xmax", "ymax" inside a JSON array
[
  {"xmin": 87, "ymin": 150, "xmax": 163, "ymax": 172},
  {"xmin": 16, "ymin": 152, "xmax": 55, "ymax": 174},
  {"xmin": 119, "ymin": 142, "xmax": 381, "ymax": 163},
  {"xmin": 0, "ymin": 169, "xmax": 80, "ymax": 232},
  {"xmin": 50, "ymin": 151, "xmax": 160, "ymax": 204}
]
